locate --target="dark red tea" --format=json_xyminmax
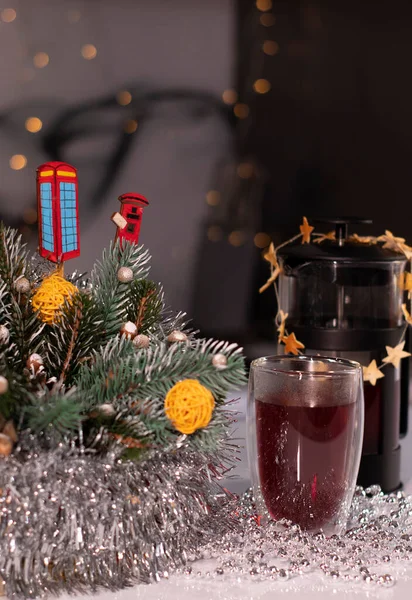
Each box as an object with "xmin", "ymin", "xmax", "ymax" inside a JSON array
[{"xmin": 256, "ymin": 397, "xmax": 355, "ymax": 530}]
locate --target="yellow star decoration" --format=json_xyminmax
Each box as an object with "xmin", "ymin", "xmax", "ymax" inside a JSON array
[
  {"xmin": 282, "ymin": 332, "xmax": 305, "ymax": 355},
  {"xmin": 348, "ymin": 234, "xmax": 378, "ymax": 245},
  {"xmin": 263, "ymin": 242, "xmax": 277, "ymax": 267},
  {"xmin": 300, "ymin": 217, "xmax": 314, "ymax": 244},
  {"xmin": 377, "ymin": 230, "xmax": 405, "ymax": 251},
  {"xmin": 260, "ymin": 246, "xmax": 282, "ymax": 293},
  {"xmin": 400, "ymin": 243, "xmax": 412, "ymax": 261},
  {"xmin": 399, "ymin": 272, "xmax": 412, "ymax": 296},
  {"xmin": 363, "ymin": 360, "xmax": 385, "ymax": 386},
  {"xmin": 313, "ymin": 231, "xmax": 336, "ymax": 244},
  {"xmin": 277, "ymin": 309, "xmax": 288, "ymax": 342},
  {"xmin": 402, "ymin": 303, "xmax": 412, "ymax": 325},
  {"xmin": 382, "ymin": 342, "xmax": 411, "ymax": 369}
]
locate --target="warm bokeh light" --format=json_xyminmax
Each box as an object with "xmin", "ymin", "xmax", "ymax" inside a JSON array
[
  {"xmin": 260, "ymin": 14, "xmax": 276, "ymax": 27},
  {"xmin": 237, "ymin": 163, "xmax": 254, "ymax": 179},
  {"xmin": 206, "ymin": 190, "xmax": 220, "ymax": 206},
  {"xmin": 9, "ymin": 154, "xmax": 27, "ymax": 170},
  {"xmin": 23, "ymin": 208, "xmax": 38, "ymax": 225},
  {"xmin": 1, "ymin": 8, "xmax": 16, "ymax": 22},
  {"xmin": 207, "ymin": 226, "xmax": 223, "ymax": 242},
  {"xmin": 263, "ymin": 40, "xmax": 279, "ymax": 55},
  {"xmin": 254, "ymin": 232, "xmax": 271, "ymax": 248},
  {"xmin": 67, "ymin": 9, "xmax": 81, "ymax": 23},
  {"xmin": 81, "ymin": 44, "xmax": 97, "ymax": 60},
  {"xmin": 33, "ymin": 52, "xmax": 49, "ymax": 68},
  {"xmin": 253, "ymin": 78, "xmax": 271, "ymax": 94},
  {"xmin": 117, "ymin": 90, "xmax": 132, "ymax": 106},
  {"xmin": 25, "ymin": 117, "xmax": 43, "ymax": 133},
  {"xmin": 256, "ymin": 0, "xmax": 272, "ymax": 11},
  {"xmin": 222, "ymin": 89, "xmax": 238, "ymax": 105},
  {"xmin": 228, "ymin": 230, "xmax": 245, "ymax": 247},
  {"xmin": 124, "ymin": 119, "xmax": 138, "ymax": 134},
  {"xmin": 233, "ymin": 103, "xmax": 249, "ymax": 119}
]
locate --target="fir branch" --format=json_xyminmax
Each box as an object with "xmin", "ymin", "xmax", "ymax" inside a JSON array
[
  {"xmin": 25, "ymin": 389, "xmax": 84, "ymax": 437},
  {"xmin": 90, "ymin": 240, "xmax": 150, "ymax": 342},
  {"xmin": 76, "ymin": 337, "xmax": 246, "ymax": 418},
  {"xmin": 43, "ymin": 291, "xmax": 104, "ymax": 385},
  {"xmin": 59, "ymin": 304, "xmax": 81, "ymax": 383},
  {"xmin": 126, "ymin": 280, "xmax": 163, "ymax": 334},
  {"xmin": 0, "ymin": 224, "xmax": 28, "ymax": 290}
]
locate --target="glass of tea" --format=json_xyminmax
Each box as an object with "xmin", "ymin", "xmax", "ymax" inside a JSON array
[{"xmin": 247, "ymin": 355, "xmax": 364, "ymax": 535}]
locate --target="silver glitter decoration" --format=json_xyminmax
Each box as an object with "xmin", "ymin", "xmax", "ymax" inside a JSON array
[
  {"xmin": 181, "ymin": 485, "xmax": 412, "ymax": 591},
  {"xmin": 0, "ymin": 441, "xmax": 235, "ymax": 598}
]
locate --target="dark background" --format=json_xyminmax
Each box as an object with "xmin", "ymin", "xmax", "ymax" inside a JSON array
[{"xmin": 1, "ymin": 0, "xmax": 412, "ymax": 355}]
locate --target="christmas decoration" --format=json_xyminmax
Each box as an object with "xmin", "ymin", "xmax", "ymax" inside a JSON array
[
  {"xmin": 165, "ymin": 379, "xmax": 215, "ymax": 434},
  {"xmin": 97, "ymin": 403, "xmax": 116, "ymax": 416},
  {"xmin": 362, "ymin": 360, "xmax": 385, "ymax": 386},
  {"xmin": 0, "ymin": 433, "xmax": 12, "ymax": 457},
  {"xmin": 0, "ymin": 375, "xmax": 8, "ymax": 394},
  {"xmin": 276, "ymin": 309, "xmax": 288, "ymax": 342},
  {"xmin": 382, "ymin": 342, "xmax": 411, "ymax": 369},
  {"xmin": 36, "ymin": 162, "xmax": 80, "ymax": 263},
  {"xmin": 13, "ymin": 276, "xmax": 30, "ymax": 294},
  {"xmin": 32, "ymin": 269, "xmax": 78, "ymax": 323},
  {"xmin": 26, "ymin": 352, "xmax": 44, "ymax": 374},
  {"xmin": 299, "ymin": 216, "xmax": 314, "ymax": 244},
  {"xmin": 167, "ymin": 329, "xmax": 189, "ymax": 343},
  {"xmin": 402, "ymin": 303, "xmax": 412, "ymax": 324},
  {"xmin": 117, "ymin": 265, "xmax": 134, "ymax": 283},
  {"xmin": 282, "ymin": 332, "xmax": 305, "ymax": 356},
  {"xmin": 212, "ymin": 353, "xmax": 228, "ymax": 370},
  {"xmin": 133, "ymin": 333, "xmax": 150, "ymax": 348},
  {"xmin": 112, "ymin": 192, "xmax": 149, "ymax": 248},
  {"xmin": 0, "ymin": 324, "xmax": 9, "ymax": 344},
  {"xmin": 0, "ymin": 166, "xmax": 246, "ymax": 596},
  {"xmin": 120, "ymin": 320, "xmax": 138, "ymax": 339},
  {"xmin": 177, "ymin": 485, "xmax": 412, "ymax": 591}
]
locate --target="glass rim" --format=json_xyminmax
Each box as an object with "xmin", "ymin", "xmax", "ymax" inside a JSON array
[{"xmin": 250, "ymin": 354, "xmax": 362, "ymax": 378}]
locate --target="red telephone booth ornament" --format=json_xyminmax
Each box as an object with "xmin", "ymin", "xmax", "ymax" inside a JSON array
[
  {"xmin": 112, "ymin": 193, "xmax": 149, "ymax": 247},
  {"xmin": 36, "ymin": 162, "xmax": 80, "ymax": 263}
]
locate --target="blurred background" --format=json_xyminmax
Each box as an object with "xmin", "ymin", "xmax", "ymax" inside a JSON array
[{"xmin": 1, "ymin": 0, "xmax": 412, "ymax": 358}]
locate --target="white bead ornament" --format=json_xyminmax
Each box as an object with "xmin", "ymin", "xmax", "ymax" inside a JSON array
[
  {"xmin": 0, "ymin": 325, "xmax": 10, "ymax": 344},
  {"xmin": 0, "ymin": 376, "xmax": 9, "ymax": 395},
  {"xmin": 26, "ymin": 353, "xmax": 44, "ymax": 374},
  {"xmin": 14, "ymin": 277, "xmax": 31, "ymax": 294},
  {"xmin": 117, "ymin": 267, "xmax": 134, "ymax": 283},
  {"xmin": 120, "ymin": 321, "xmax": 138, "ymax": 339},
  {"xmin": 167, "ymin": 330, "xmax": 188, "ymax": 343},
  {"xmin": 212, "ymin": 353, "xmax": 228, "ymax": 370},
  {"xmin": 0, "ymin": 433, "xmax": 13, "ymax": 457},
  {"xmin": 133, "ymin": 334, "xmax": 150, "ymax": 349}
]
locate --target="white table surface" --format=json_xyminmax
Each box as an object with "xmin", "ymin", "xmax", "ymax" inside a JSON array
[{"xmin": 59, "ymin": 390, "xmax": 412, "ymax": 600}]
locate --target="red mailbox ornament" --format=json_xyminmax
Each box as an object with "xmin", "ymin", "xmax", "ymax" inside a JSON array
[
  {"xmin": 111, "ymin": 193, "xmax": 149, "ymax": 247},
  {"xmin": 36, "ymin": 161, "xmax": 80, "ymax": 263}
]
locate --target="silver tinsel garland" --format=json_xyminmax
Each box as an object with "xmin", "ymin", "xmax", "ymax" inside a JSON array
[{"xmin": 0, "ymin": 442, "xmax": 236, "ymax": 599}]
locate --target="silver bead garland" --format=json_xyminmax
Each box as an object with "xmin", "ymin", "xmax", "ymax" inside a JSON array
[{"xmin": 177, "ymin": 485, "xmax": 411, "ymax": 591}]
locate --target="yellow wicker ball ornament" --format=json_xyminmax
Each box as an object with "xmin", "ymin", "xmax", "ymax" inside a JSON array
[
  {"xmin": 164, "ymin": 379, "xmax": 215, "ymax": 435},
  {"xmin": 32, "ymin": 270, "xmax": 78, "ymax": 324}
]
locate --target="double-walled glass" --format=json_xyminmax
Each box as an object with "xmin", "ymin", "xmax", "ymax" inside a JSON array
[{"xmin": 247, "ymin": 355, "xmax": 364, "ymax": 535}]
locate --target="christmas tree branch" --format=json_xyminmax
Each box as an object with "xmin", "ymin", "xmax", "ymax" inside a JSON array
[
  {"xmin": 90, "ymin": 240, "xmax": 150, "ymax": 342},
  {"xmin": 59, "ymin": 304, "xmax": 82, "ymax": 383}
]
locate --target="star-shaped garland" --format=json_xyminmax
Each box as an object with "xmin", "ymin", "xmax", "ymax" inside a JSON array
[{"xmin": 260, "ymin": 218, "xmax": 412, "ymax": 373}]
